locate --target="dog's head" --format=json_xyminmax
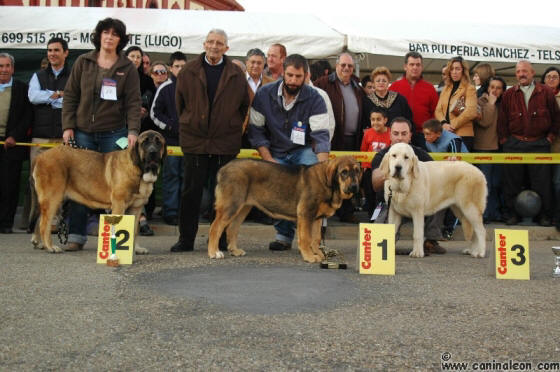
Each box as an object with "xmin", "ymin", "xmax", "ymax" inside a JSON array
[
  {"xmin": 327, "ymin": 156, "xmax": 362, "ymax": 199},
  {"xmin": 131, "ymin": 130, "xmax": 167, "ymax": 182},
  {"xmin": 380, "ymin": 142, "xmax": 419, "ymax": 181}
]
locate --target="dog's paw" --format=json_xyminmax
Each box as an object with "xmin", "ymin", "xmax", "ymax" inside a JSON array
[
  {"xmin": 47, "ymin": 245, "xmax": 63, "ymax": 253},
  {"xmin": 463, "ymin": 248, "xmax": 485, "ymax": 258},
  {"xmin": 229, "ymin": 247, "xmax": 246, "ymax": 257},
  {"xmin": 302, "ymin": 254, "xmax": 323, "ymax": 263},
  {"xmin": 31, "ymin": 237, "xmax": 44, "ymax": 250},
  {"xmin": 409, "ymin": 250, "xmax": 425, "ymax": 258},
  {"xmin": 209, "ymin": 250, "xmax": 225, "ymax": 259},
  {"xmin": 135, "ymin": 246, "xmax": 149, "ymax": 255}
]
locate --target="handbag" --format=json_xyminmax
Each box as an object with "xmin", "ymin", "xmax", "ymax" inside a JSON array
[{"xmin": 450, "ymin": 95, "xmax": 466, "ymax": 116}]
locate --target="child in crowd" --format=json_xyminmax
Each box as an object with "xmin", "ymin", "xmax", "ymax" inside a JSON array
[
  {"xmin": 423, "ymin": 119, "xmax": 468, "ymax": 239},
  {"xmin": 360, "ymin": 107, "xmax": 391, "ymax": 216},
  {"xmin": 423, "ymin": 119, "xmax": 468, "ymax": 154}
]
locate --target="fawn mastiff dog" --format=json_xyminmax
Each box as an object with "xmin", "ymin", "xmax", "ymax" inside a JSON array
[
  {"xmin": 29, "ymin": 130, "xmax": 166, "ymax": 254},
  {"xmin": 380, "ymin": 143, "xmax": 487, "ymax": 258},
  {"xmin": 208, "ymin": 156, "xmax": 362, "ymax": 263}
]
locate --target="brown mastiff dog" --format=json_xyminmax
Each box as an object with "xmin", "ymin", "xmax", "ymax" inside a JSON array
[
  {"xmin": 208, "ymin": 156, "xmax": 362, "ymax": 263},
  {"xmin": 29, "ymin": 130, "xmax": 166, "ymax": 254}
]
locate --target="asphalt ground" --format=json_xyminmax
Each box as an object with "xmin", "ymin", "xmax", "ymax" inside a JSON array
[{"xmin": 1, "ymin": 221, "xmax": 560, "ymax": 371}]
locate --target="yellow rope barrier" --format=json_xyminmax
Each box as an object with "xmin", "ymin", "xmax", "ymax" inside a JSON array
[{"xmin": 3, "ymin": 141, "xmax": 560, "ymax": 164}]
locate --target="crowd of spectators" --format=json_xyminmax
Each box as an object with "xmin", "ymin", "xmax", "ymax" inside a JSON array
[{"xmin": 1, "ymin": 17, "xmax": 560, "ymax": 250}]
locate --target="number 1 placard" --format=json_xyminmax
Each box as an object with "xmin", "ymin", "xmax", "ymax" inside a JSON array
[
  {"xmin": 96, "ymin": 214, "xmax": 135, "ymax": 265},
  {"xmin": 494, "ymin": 229, "xmax": 530, "ymax": 280},
  {"xmin": 358, "ymin": 223, "xmax": 395, "ymax": 275}
]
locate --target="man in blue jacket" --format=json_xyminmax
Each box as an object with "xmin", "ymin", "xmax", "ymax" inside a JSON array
[
  {"xmin": 248, "ymin": 54, "xmax": 330, "ymax": 251},
  {"xmin": 150, "ymin": 51, "xmax": 186, "ymax": 226}
]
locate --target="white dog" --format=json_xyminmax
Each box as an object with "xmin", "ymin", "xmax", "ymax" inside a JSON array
[{"xmin": 380, "ymin": 143, "xmax": 487, "ymax": 258}]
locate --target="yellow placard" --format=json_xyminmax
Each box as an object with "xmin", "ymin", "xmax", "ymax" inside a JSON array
[
  {"xmin": 96, "ymin": 214, "xmax": 135, "ymax": 265},
  {"xmin": 358, "ymin": 223, "xmax": 395, "ymax": 275},
  {"xmin": 494, "ymin": 229, "xmax": 530, "ymax": 280}
]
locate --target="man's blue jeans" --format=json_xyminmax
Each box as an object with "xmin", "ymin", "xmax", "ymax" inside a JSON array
[
  {"xmin": 161, "ymin": 155, "xmax": 184, "ymax": 218},
  {"xmin": 272, "ymin": 147, "xmax": 318, "ymax": 244},
  {"xmin": 67, "ymin": 127, "xmax": 128, "ymax": 245}
]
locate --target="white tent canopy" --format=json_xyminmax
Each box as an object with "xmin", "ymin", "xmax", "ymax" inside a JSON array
[
  {"xmin": 1, "ymin": 7, "xmax": 559, "ymax": 78},
  {"xmin": 323, "ymin": 16, "xmax": 560, "ymax": 65},
  {"xmin": 0, "ymin": 6, "xmax": 345, "ymax": 58},
  {"xmin": 319, "ymin": 15, "xmax": 560, "ymax": 79}
]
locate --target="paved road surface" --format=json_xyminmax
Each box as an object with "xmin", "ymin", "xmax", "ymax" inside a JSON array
[{"xmin": 1, "ymin": 229, "xmax": 559, "ymax": 370}]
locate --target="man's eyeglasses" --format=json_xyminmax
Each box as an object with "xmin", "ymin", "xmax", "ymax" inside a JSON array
[
  {"xmin": 339, "ymin": 63, "xmax": 354, "ymax": 68},
  {"xmin": 153, "ymin": 70, "xmax": 168, "ymax": 75}
]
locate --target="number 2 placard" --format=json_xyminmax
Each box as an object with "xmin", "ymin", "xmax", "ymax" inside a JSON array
[
  {"xmin": 96, "ymin": 214, "xmax": 135, "ymax": 265},
  {"xmin": 494, "ymin": 229, "xmax": 530, "ymax": 280}
]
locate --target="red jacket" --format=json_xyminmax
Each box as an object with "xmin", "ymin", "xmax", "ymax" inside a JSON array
[
  {"xmin": 389, "ymin": 78, "xmax": 438, "ymax": 133},
  {"xmin": 497, "ymin": 82, "xmax": 560, "ymax": 143}
]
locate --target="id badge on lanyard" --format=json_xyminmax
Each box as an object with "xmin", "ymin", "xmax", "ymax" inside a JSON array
[
  {"xmin": 100, "ymin": 78, "xmax": 118, "ymax": 101},
  {"xmin": 290, "ymin": 121, "xmax": 307, "ymax": 146}
]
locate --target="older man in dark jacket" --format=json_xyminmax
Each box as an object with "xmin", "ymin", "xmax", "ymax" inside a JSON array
[
  {"xmin": 0, "ymin": 53, "xmax": 32, "ymax": 233},
  {"xmin": 171, "ymin": 29, "xmax": 250, "ymax": 252},
  {"xmin": 314, "ymin": 52, "xmax": 364, "ymax": 223},
  {"xmin": 498, "ymin": 60, "xmax": 560, "ymax": 226}
]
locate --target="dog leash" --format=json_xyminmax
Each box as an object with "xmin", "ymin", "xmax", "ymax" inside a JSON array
[
  {"xmin": 384, "ymin": 186, "xmax": 393, "ymax": 224},
  {"xmin": 57, "ymin": 200, "xmax": 70, "ymax": 245},
  {"xmin": 319, "ymin": 217, "xmax": 347, "ymax": 269},
  {"xmin": 53, "ymin": 139, "xmax": 81, "ymax": 245}
]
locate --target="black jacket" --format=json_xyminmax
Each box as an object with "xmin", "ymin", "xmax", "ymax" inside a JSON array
[
  {"xmin": 3, "ymin": 79, "xmax": 32, "ymax": 161},
  {"xmin": 31, "ymin": 64, "xmax": 70, "ymax": 138}
]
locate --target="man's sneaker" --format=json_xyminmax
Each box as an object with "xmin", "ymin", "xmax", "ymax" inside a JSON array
[
  {"xmin": 64, "ymin": 242, "xmax": 83, "ymax": 251},
  {"xmin": 139, "ymin": 223, "xmax": 154, "ymax": 236},
  {"xmin": 269, "ymin": 240, "xmax": 291, "ymax": 251},
  {"xmin": 170, "ymin": 240, "xmax": 193, "ymax": 252},
  {"xmin": 424, "ymin": 239, "xmax": 446, "ymax": 254}
]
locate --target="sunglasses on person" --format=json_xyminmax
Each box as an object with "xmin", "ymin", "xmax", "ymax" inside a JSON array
[{"xmin": 153, "ymin": 69, "xmax": 168, "ymax": 75}]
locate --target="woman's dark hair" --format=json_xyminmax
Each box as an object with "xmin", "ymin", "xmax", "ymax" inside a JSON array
[
  {"xmin": 92, "ymin": 18, "xmax": 129, "ymax": 54},
  {"xmin": 125, "ymin": 46, "xmax": 145, "ymax": 74},
  {"xmin": 125, "ymin": 46, "xmax": 143, "ymax": 57},
  {"xmin": 541, "ymin": 66, "xmax": 560, "ymax": 84}
]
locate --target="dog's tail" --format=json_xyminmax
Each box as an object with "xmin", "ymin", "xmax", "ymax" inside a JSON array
[{"xmin": 28, "ymin": 171, "xmax": 39, "ymax": 233}]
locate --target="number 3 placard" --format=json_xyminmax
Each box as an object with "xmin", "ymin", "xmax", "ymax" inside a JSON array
[
  {"xmin": 96, "ymin": 214, "xmax": 136, "ymax": 265},
  {"xmin": 493, "ymin": 229, "xmax": 530, "ymax": 280}
]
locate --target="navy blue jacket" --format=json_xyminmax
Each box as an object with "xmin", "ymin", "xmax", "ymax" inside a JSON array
[
  {"xmin": 248, "ymin": 80, "xmax": 330, "ymax": 157},
  {"xmin": 150, "ymin": 75, "xmax": 179, "ymax": 146}
]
